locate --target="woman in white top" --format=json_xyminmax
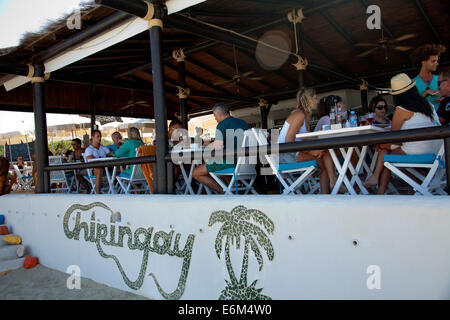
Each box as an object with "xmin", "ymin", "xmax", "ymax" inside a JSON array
[
  {"xmin": 364, "ymin": 73, "xmax": 441, "ymax": 194},
  {"xmin": 277, "ymin": 88, "xmax": 339, "ymax": 194}
]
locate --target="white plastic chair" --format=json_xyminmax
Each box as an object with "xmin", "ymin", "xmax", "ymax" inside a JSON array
[
  {"xmin": 83, "ymin": 154, "xmax": 109, "ymax": 194},
  {"xmin": 48, "ymin": 156, "xmax": 71, "ymax": 193},
  {"xmin": 251, "ymin": 128, "xmax": 318, "ymax": 195},
  {"xmin": 383, "ymin": 143, "xmax": 446, "ymax": 196},
  {"xmin": 208, "ymin": 129, "xmax": 258, "ymax": 195},
  {"xmin": 12, "ymin": 165, "xmax": 34, "ymax": 191},
  {"xmin": 115, "ymin": 149, "xmax": 151, "ymax": 194}
]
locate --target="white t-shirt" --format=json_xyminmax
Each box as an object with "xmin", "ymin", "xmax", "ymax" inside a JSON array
[
  {"xmin": 314, "ymin": 115, "xmax": 330, "ymax": 132},
  {"xmin": 84, "ymin": 145, "xmax": 111, "ymax": 159}
]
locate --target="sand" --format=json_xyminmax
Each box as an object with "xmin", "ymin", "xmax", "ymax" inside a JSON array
[{"xmin": 0, "ymin": 264, "xmax": 150, "ymax": 300}]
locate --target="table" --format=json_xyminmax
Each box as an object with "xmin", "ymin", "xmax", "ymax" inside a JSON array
[
  {"xmin": 170, "ymin": 145, "xmax": 207, "ymax": 195},
  {"xmin": 86, "ymin": 157, "xmax": 120, "ymax": 194},
  {"xmin": 296, "ymin": 125, "xmax": 386, "ymax": 195}
]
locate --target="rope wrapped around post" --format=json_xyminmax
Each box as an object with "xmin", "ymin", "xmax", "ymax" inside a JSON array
[
  {"xmin": 292, "ymin": 54, "xmax": 308, "ymax": 70},
  {"xmin": 172, "ymin": 49, "xmax": 186, "ymax": 63},
  {"xmin": 360, "ymin": 79, "xmax": 369, "ymax": 91},
  {"xmin": 176, "ymin": 86, "xmax": 190, "ymax": 100},
  {"xmin": 142, "ymin": 1, "xmax": 163, "ymax": 29},
  {"xmin": 27, "ymin": 64, "xmax": 50, "ymax": 83},
  {"xmin": 258, "ymin": 98, "xmax": 268, "ymax": 108}
]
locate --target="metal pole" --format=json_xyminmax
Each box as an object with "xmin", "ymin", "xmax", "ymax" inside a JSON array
[
  {"xmin": 296, "ymin": 18, "xmax": 305, "ymax": 89},
  {"xmin": 167, "ymin": 162, "xmax": 174, "ymax": 194},
  {"xmin": 149, "ymin": 3, "xmax": 168, "ymax": 194},
  {"xmin": 260, "ymin": 106, "xmax": 268, "ymax": 130},
  {"xmin": 32, "ymin": 64, "xmax": 50, "ymax": 193},
  {"xmin": 90, "ymin": 84, "xmax": 97, "ymax": 135},
  {"xmin": 177, "ymin": 55, "xmax": 188, "ymax": 129},
  {"xmin": 445, "ymin": 137, "xmax": 450, "ymax": 195},
  {"xmin": 361, "ymin": 89, "xmax": 368, "ymax": 114}
]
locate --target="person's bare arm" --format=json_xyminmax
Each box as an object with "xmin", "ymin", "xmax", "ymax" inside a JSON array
[
  {"xmin": 284, "ymin": 111, "xmax": 304, "ymax": 143},
  {"xmin": 377, "ymin": 107, "xmax": 412, "ymax": 150},
  {"xmin": 208, "ymin": 139, "xmax": 224, "ymax": 150}
]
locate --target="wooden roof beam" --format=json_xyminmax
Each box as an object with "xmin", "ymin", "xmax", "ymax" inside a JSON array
[
  {"xmin": 412, "ymin": 0, "xmax": 442, "ymax": 44},
  {"xmin": 116, "ymin": 0, "xmax": 354, "ymax": 78}
]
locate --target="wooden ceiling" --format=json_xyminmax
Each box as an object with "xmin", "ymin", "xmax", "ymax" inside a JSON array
[{"xmin": 0, "ymin": 0, "xmax": 448, "ymax": 119}]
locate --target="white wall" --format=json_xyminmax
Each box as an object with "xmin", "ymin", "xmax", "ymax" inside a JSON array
[{"xmin": 1, "ymin": 194, "xmax": 449, "ymax": 300}]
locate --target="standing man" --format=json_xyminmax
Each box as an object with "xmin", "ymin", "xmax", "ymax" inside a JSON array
[
  {"xmin": 85, "ymin": 130, "xmax": 113, "ymax": 194},
  {"xmin": 437, "ymin": 66, "xmax": 450, "ymax": 125},
  {"xmin": 193, "ymin": 103, "xmax": 248, "ymax": 194},
  {"xmin": 108, "ymin": 131, "xmax": 123, "ymax": 154},
  {"xmin": 411, "ymin": 44, "xmax": 446, "ymax": 111}
]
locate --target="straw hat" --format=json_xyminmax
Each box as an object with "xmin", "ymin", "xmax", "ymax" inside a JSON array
[{"xmin": 390, "ymin": 73, "xmax": 416, "ymax": 95}]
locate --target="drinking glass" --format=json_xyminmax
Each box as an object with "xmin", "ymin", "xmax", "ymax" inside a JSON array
[{"xmin": 359, "ymin": 115, "xmax": 366, "ymax": 126}]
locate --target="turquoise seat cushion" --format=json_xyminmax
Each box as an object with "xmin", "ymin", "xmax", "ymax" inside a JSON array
[
  {"xmin": 383, "ymin": 154, "xmax": 436, "ymax": 164},
  {"xmin": 278, "ymin": 160, "xmax": 318, "ymax": 173},
  {"xmin": 215, "ymin": 167, "xmax": 235, "ymax": 175},
  {"xmin": 119, "ymin": 172, "xmax": 131, "ymax": 179}
]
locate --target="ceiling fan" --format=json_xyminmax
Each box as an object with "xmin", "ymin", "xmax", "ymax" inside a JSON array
[
  {"xmin": 355, "ymin": 29, "xmax": 416, "ymax": 60},
  {"xmin": 213, "ymin": 46, "xmax": 263, "ymax": 91},
  {"xmin": 120, "ymin": 90, "xmax": 151, "ymax": 111}
]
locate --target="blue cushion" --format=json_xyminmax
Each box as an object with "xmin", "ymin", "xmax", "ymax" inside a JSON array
[
  {"xmin": 215, "ymin": 167, "xmax": 235, "ymax": 174},
  {"xmin": 383, "ymin": 154, "xmax": 436, "ymax": 164},
  {"xmin": 278, "ymin": 160, "xmax": 318, "ymax": 172},
  {"xmin": 23, "ymin": 176, "xmax": 33, "ymax": 179},
  {"xmin": 119, "ymin": 172, "xmax": 131, "ymax": 179}
]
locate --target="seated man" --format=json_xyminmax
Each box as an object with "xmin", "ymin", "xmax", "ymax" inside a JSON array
[
  {"xmin": 16, "ymin": 156, "xmax": 24, "ymax": 171},
  {"xmin": 168, "ymin": 119, "xmax": 184, "ymax": 148},
  {"xmin": 437, "ymin": 66, "xmax": 450, "ymax": 125},
  {"xmin": 70, "ymin": 138, "xmax": 91, "ymax": 193},
  {"xmin": 85, "ymin": 130, "xmax": 113, "ymax": 194},
  {"xmin": 168, "ymin": 119, "xmax": 187, "ymax": 183},
  {"xmin": 193, "ymin": 103, "xmax": 248, "ymax": 194},
  {"xmin": 108, "ymin": 131, "xmax": 123, "ymax": 154}
]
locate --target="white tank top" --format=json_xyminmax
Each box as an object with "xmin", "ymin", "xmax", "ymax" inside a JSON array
[
  {"xmin": 398, "ymin": 106, "xmax": 442, "ymax": 154},
  {"xmin": 278, "ymin": 119, "xmax": 308, "ymax": 143}
]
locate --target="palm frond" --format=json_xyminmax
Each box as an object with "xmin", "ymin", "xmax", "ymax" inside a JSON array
[
  {"xmin": 209, "ymin": 210, "xmax": 230, "ymax": 226},
  {"xmin": 245, "ymin": 209, "xmax": 275, "ymax": 234},
  {"xmin": 245, "ymin": 222, "xmax": 274, "ymax": 261},
  {"xmin": 230, "ymin": 205, "xmax": 247, "ymax": 219},
  {"xmin": 214, "ymin": 225, "xmax": 228, "ymax": 259},
  {"xmin": 249, "ymin": 237, "xmax": 264, "ymax": 271}
]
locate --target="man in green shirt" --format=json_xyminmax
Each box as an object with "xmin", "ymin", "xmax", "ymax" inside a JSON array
[
  {"xmin": 192, "ymin": 103, "xmax": 248, "ymax": 194},
  {"xmin": 114, "ymin": 127, "xmax": 144, "ymax": 176}
]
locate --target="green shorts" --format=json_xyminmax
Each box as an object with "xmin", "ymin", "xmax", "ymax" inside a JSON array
[{"xmin": 206, "ymin": 160, "xmax": 236, "ymax": 173}]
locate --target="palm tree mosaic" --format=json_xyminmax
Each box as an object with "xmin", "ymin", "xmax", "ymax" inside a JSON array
[{"xmin": 208, "ymin": 205, "xmax": 275, "ymax": 300}]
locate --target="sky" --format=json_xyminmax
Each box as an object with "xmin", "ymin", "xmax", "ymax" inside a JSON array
[
  {"xmin": 0, "ymin": 0, "xmax": 92, "ymax": 135},
  {"xmin": 0, "ymin": 111, "xmax": 147, "ymax": 135},
  {"xmin": 0, "ymin": 0, "xmax": 87, "ymax": 49}
]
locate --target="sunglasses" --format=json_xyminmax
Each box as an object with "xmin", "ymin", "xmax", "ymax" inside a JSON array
[{"xmin": 375, "ymin": 105, "xmax": 387, "ymax": 110}]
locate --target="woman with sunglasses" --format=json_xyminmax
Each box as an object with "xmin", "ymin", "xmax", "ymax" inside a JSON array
[
  {"xmin": 364, "ymin": 74, "xmax": 441, "ymax": 193},
  {"xmin": 369, "ymin": 96, "xmax": 391, "ymax": 126}
]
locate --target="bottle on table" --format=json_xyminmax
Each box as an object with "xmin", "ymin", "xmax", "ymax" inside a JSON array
[
  {"xmin": 349, "ymin": 111, "xmax": 358, "ymax": 127},
  {"xmin": 329, "ymin": 109, "xmax": 336, "ymax": 125},
  {"xmin": 336, "ymin": 107, "xmax": 342, "ymax": 125}
]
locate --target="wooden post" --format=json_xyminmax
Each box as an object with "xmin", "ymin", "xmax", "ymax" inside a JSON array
[
  {"xmin": 32, "ymin": 64, "xmax": 50, "ymax": 193},
  {"xmin": 90, "ymin": 84, "xmax": 97, "ymax": 135},
  {"xmin": 445, "ymin": 137, "xmax": 450, "ymax": 195},
  {"xmin": 360, "ymin": 79, "xmax": 369, "ymax": 114},
  {"xmin": 149, "ymin": 3, "xmax": 168, "ymax": 194},
  {"xmin": 174, "ymin": 49, "xmax": 188, "ymax": 129}
]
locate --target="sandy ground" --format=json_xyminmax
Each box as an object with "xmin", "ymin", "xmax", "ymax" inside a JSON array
[{"xmin": 0, "ymin": 265, "xmax": 149, "ymax": 300}]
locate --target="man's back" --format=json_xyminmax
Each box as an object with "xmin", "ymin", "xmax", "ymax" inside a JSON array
[{"xmin": 216, "ymin": 116, "xmax": 249, "ymax": 149}]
